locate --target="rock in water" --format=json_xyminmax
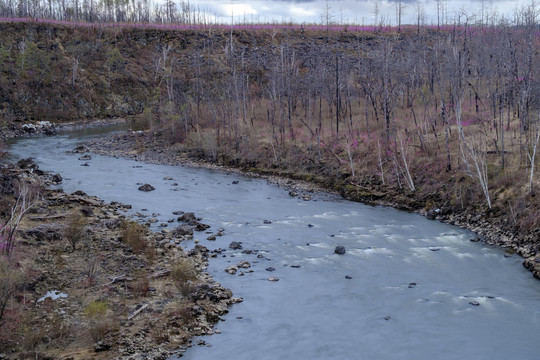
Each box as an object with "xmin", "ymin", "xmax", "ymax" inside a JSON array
[
  {"xmin": 138, "ymin": 183, "xmax": 155, "ymax": 192},
  {"xmin": 172, "ymin": 225, "xmax": 194, "ymax": 237},
  {"xmin": 51, "ymin": 173, "xmax": 62, "ymax": 183},
  {"xmin": 334, "ymin": 246, "xmax": 346, "ymax": 255},
  {"xmin": 229, "ymin": 241, "xmax": 243, "ymax": 250}
]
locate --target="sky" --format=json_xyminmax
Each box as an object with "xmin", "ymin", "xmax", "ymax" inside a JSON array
[{"xmin": 184, "ymin": 0, "xmax": 529, "ymax": 26}]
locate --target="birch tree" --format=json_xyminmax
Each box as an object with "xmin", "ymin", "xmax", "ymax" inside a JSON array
[{"xmin": 461, "ymin": 131, "xmax": 492, "ymax": 209}]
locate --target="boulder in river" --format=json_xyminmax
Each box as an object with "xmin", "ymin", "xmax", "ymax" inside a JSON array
[
  {"xmin": 172, "ymin": 225, "xmax": 194, "ymax": 237},
  {"xmin": 178, "ymin": 212, "xmax": 200, "ymax": 224},
  {"xmin": 51, "ymin": 173, "xmax": 63, "ymax": 183},
  {"xmin": 334, "ymin": 246, "xmax": 346, "ymax": 255},
  {"xmin": 138, "ymin": 183, "xmax": 155, "ymax": 192},
  {"xmin": 72, "ymin": 144, "xmax": 89, "ymax": 153},
  {"xmin": 78, "ymin": 154, "xmax": 92, "ymax": 161},
  {"xmin": 237, "ymin": 260, "xmax": 251, "ymax": 269},
  {"xmin": 229, "ymin": 241, "xmax": 243, "ymax": 250}
]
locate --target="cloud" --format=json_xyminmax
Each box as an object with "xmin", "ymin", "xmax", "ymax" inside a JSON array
[{"xmin": 191, "ymin": 0, "xmax": 527, "ymax": 25}]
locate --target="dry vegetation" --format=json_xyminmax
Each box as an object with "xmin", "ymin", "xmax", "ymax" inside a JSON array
[
  {"xmin": 1, "ymin": 21, "xmax": 540, "ymax": 358},
  {"xmin": 1, "ymin": 19, "xmax": 538, "ymax": 244},
  {"xmin": 0, "ymin": 165, "xmax": 236, "ymax": 359}
]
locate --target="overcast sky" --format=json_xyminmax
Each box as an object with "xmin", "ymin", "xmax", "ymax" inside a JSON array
[{"xmin": 186, "ymin": 0, "xmax": 528, "ymax": 25}]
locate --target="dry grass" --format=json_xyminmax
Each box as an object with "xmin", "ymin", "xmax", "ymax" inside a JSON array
[
  {"xmin": 120, "ymin": 220, "xmax": 148, "ymax": 254},
  {"xmin": 171, "ymin": 258, "xmax": 199, "ymax": 297}
]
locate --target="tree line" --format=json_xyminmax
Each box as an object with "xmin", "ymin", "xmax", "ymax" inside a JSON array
[
  {"xmin": 1, "ymin": 0, "xmax": 539, "ymax": 29},
  {"xmin": 140, "ymin": 22, "xmax": 539, "ymax": 218}
]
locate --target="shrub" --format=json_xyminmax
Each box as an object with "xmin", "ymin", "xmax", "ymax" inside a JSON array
[
  {"xmin": 170, "ymin": 258, "xmax": 199, "ymax": 297},
  {"xmin": 120, "ymin": 221, "xmax": 147, "ymax": 254},
  {"xmin": 84, "ymin": 300, "xmax": 108, "ymax": 318},
  {"xmin": 84, "ymin": 300, "xmax": 110, "ymax": 343},
  {"xmin": 0, "ymin": 256, "xmax": 24, "ymax": 326},
  {"xmin": 63, "ymin": 213, "xmax": 88, "ymax": 251},
  {"xmin": 131, "ymin": 270, "xmax": 150, "ymax": 298}
]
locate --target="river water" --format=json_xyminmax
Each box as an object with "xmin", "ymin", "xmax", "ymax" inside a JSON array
[{"xmin": 7, "ymin": 127, "xmax": 540, "ymax": 360}]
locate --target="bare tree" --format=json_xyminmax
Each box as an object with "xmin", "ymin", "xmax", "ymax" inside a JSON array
[
  {"xmin": 0, "ymin": 181, "xmax": 41, "ymax": 258},
  {"xmin": 461, "ymin": 130, "xmax": 492, "ymax": 209},
  {"xmin": 528, "ymin": 114, "xmax": 540, "ymax": 195}
]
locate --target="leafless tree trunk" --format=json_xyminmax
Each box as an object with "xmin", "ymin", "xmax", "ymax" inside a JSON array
[
  {"xmin": 1, "ymin": 181, "xmax": 41, "ymax": 258},
  {"xmin": 461, "ymin": 131, "xmax": 492, "ymax": 209}
]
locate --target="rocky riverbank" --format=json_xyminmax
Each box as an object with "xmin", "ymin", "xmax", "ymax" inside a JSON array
[
  {"xmin": 0, "ymin": 159, "xmax": 241, "ymax": 359},
  {"xmin": 0, "ymin": 118, "xmax": 129, "ymax": 139},
  {"xmin": 83, "ymin": 130, "xmax": 540, "ymax": 281}
]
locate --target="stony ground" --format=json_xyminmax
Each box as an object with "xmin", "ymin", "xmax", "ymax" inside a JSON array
[{"xmin": 0, "ymin": 161, "xmax": 242, "ymax": 360}]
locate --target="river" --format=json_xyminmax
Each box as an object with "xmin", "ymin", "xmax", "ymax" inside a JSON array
[{"xmin": 7, "ymin": 127, "xmax": 540, "ymax": 360}]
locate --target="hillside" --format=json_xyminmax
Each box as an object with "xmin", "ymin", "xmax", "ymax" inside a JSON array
[{"xmin": 1, "ymin": 21, "xmax": 540, "ymax": 275}]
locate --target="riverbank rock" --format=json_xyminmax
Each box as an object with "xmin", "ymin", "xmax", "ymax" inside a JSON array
[
  {"xmin": 72, "ymin": 144, "xmax": 89, "ymax": 153},
  {"xmin": 78, "ymin": 154, "xmax": 92, "ymax": 160},
  {"xmin": 172, "ymin": 225, "xmax": 194, "ymax": 237},
  {"xmin": 426, "ymin": 208, "xmax": 440, "ymax": 220},
  {"xmin": 51, "ymin": 173, "xmax": 62, "ymax": 183},
  {"xmin": 138, "ymin": 183, "xmax": 155, "ymax": 192},
  {"xmin": 17, "ymin": 157, "xmax": 39, "ymax": 171},
  {"xmin": 334, "ymin": 246, "xmax": 346, "ymax": 255}
]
